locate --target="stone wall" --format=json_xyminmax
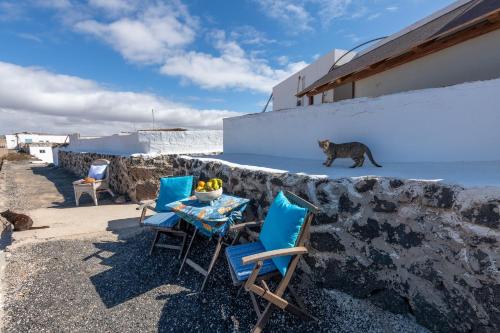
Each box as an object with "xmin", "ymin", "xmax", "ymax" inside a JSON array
[
  {"xmin": 59, "ymin": 151, "xmax": 500, "ymax": 332},
  {"xmin": 58, "ymin": 151, "xmax": 174, "ymax": 202}
]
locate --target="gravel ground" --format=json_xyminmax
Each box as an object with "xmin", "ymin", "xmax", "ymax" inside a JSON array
[
  {"xmin": 3, "ymin": 231, "xmax": 428, "ymax": 333},
  {"xmin": 1, "ymin": 161, "xmax": 429, "ymax": 332}
]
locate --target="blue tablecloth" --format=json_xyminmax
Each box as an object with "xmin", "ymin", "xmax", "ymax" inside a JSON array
[{"xmin": 166, "ymin": 194, "xmax": 250, "ymax": 237}]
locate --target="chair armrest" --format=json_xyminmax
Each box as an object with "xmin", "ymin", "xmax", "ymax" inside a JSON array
[
  {"xmin": 230, "ymin": 220, "xmax": 264, "ymax": 231},
  {"xmin": 136, "ymin": 200, "xmax": 156, "ymax": 211},
  {"xmin": 241, "ymin": 247, "xmax": 308, "ymax": 265}
]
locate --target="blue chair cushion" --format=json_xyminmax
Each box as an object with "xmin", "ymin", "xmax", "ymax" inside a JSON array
[
  {"xmin": 259, "ymin": 191, "xmax": 307, "ymax": 276},
  {"xmin": 225, "ymin": 241, "xmax": 278, "ymax": 282},
  {"xmin": 156, "ymin": 176, "xmax": 193, "ymax": 212},
  {"xmin": 143, "ymin": 212, "xmax": 180, "ymax": 229}
]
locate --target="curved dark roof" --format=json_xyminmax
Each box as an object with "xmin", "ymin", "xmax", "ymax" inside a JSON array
[{"xmin": 297, "ymin": 0, "xmax": 500, "ymax": 97}]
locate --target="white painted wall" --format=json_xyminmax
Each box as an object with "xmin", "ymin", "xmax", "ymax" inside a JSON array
[
  {"xmin": 355, "ymin": 29, "xmax": 500, "ymax": 98},
  {"xmin": 64, "ymin": 130, "xmax": 223, "ymax": 156},
  {"xmin": 272, "ymin": 49, "xmax": 356, "ymax": 111},
  {"xmin": 5, "ymin": 133, "xmax": 68, "ymax": 149},
  {"xmin": 29, "ymin": 146, "xmax": 54, "ymax": 163},
  {"xmin": 224, "ymin": 78, "xmax": 500, "ymax": 163}
]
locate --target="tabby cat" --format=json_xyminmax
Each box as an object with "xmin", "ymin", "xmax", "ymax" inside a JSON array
[
  {"xmin": 318, "ymin": 139, "xmax": 382, "ymax": 168},
  {"xmin": 0, "ymin": 209, "xmax": 49, "ymax": 231}
]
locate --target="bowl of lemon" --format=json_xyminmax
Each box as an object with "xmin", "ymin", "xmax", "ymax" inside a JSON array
[{"xmin": 194, "ymin": 178, "xmax": 223, "ymax": 202}]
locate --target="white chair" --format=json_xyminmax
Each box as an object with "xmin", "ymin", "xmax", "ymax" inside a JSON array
[{"xmin": 73, "ymin": 159, "xmax": 114, "ymax": 206}]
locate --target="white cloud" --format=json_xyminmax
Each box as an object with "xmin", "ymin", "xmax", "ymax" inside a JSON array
[
  {"xmin": 0, "ymin": 61, "xmax": 238, "ymax": 135},
  {"xmin": 23, "ymin": 1, "xmax": 309, "ymax": 94},
  {"xmin": 75, "ymin": 2, "xmax": 196, "ymax": 64},
  {"xmin": 160, "ymin": 30, "xmax": 307, "ymax": 93},
  {"xmin": 254, "ymin": 0, "xmax": 358, "ymax": 32},
  {"xmin": 88, "ymin": 0, "xmax": 137, "ymax": 14},
  {"xmin": 386, "ymin": 6, "xmax": 399, "ymax": 12},
  {"xmin": 254, "ymin": 0, "xmax": 312, "ymax": 32}
]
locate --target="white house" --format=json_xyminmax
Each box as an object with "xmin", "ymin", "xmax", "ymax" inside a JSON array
[
  {"xmin": 296, "ymin": 0, "xmax": 500, "ymax": 103},
  {"xmin": 29, "ymin": 144, "xmax": 56, "ymax": 164},
  {"xmin": 223, "ymin": 0, "xmax": 500, "ymax": 166},
  {"xmin": 5, "ymin": 132, "xmax": 68, "ymax": 149},
  {"xmin": 272, "ymin": 49, "xmax": 356, "ymax": 111}
]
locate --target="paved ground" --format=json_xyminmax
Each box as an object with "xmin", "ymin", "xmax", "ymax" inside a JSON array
[{"xmin": 0, "ymin": 161, "xmax": 429, "ymax": 332}]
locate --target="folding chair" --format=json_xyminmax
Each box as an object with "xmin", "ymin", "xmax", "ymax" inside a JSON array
[
  {"xmin": 225, "ymin": 191, "xmax": 319, "ymax": 333},
  {"xmin": 137, "ymin": 176, "xmax": 193, "ymax": 258}
]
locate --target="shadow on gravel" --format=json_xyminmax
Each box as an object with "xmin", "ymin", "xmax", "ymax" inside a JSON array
[
  {"xmin": 31, "ymin": 165, "xmax": 115, "ymax": 207},
  {"xmin": 86, "ymin": 231, "xmax": 183, "ymax": 308},
  {"xmin": 86, "ymin": 219, "xmax": 323, "ymax": 332},
  {"xmin": 31, "ymin": 165, "xmax": 80, "ymax": 207}
]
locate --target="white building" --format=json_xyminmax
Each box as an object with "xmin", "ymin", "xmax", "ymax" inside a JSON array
[
  {"xmin": 61, "ymin": 130, "xmax": 223, "ymax": 157},
  {"xmin": 272, "ymin": 49, "xmax": 356, "ymax": 111},
  {"xmin": 5, "ymin": 132, "xmax": 68, "ymax": 149},
  {"xmin": 223, "ymin": 0, "xmax": 500, "ymax": 164},
  {"xmin": 29, "ymin": 144, "xmax": 55, "ymax": 164}
]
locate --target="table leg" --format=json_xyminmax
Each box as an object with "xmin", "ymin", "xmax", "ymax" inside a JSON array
[
  {"xmin": 199, "ymin": 235, "xmax": 223, "ymax": 292},
  {"xmin": 178, "ymin": 227, "xmax": 197, "ymax": 276}
]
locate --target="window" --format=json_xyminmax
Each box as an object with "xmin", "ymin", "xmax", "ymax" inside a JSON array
[
  {"xmin": 39, "ymin": 149, "xmax": 46, "ymax": 153},
  {"xmin": 25, "ymin": 139, "xmax": 32, "ymax": 143}
]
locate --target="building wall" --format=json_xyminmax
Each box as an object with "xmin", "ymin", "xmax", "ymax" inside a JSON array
[
  {"xmin": 5, "ymin": 134, "xmax": 68, "ymax": 149},
  {"xmin": 272, "ymin": 49, "xmax": 355, "ymax": 111},
  {"xmin": 224, "ymin": 77, "xmax": 500, "ymax": 163},
  {"xmin": 64, "ymin": 130, "xmax": 223, "ymax": 156},
  {"xmin": 355, "ymin": 29, "xmax": 500, "ymax": 98},
  {"xmin": 58, "ymin": 150, "xmax": 500, "ymax": 332},
  {"xmin": 29, "ymin": 146, "xmax": 54, "ymax": 163}
]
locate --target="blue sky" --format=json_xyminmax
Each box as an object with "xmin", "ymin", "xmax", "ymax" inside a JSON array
[{"xmin": 0, "ymin": 0, "xmax": 454, "ymax": 135}]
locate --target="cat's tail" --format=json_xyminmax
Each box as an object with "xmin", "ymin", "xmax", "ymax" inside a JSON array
[
  {"xmin": 30, "ymin": 226, "xmax": 50, "ymax": 230},
  {"xmin": 366, "ymin": 148, "xmax": 382, "ymax": 167}
]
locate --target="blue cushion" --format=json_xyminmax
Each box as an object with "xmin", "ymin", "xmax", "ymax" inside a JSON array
[
  {"xmin": 259, "ymin": 191, "xmax": 307, "ymax": 276},
  {"xmin": 225, "ymin": 241, "xmax": 278, "ymax": 282},
  {"xmin": 88, "ymin": 164, "xmax": 107, "ymax": 180},
  {"xmin": 156, "ymin": 176, "xmax": 193, "ymax": 212},
  {"xmin": 143, "ymin": 212, "xmax": 180, "ymax": 229}
]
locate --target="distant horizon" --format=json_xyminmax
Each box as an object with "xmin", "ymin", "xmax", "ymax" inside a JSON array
[{"xmin": 0, "ymin": 0, "xmax": 454, "ymax": 135}]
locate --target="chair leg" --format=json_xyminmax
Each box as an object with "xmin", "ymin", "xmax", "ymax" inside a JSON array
[
  {"xmin": 252, "ymin": 303, "xmax": 274, "ymax": 333},
  {"xmin": 200, "ymin": 236, "xmax": 223, "ymax": 292},
  {"xmin": 92, "ymin": 190, "xmax": 98, "ymax": 206},
  {"xmin": 150, "ymin": 230, "xmax": 161, "ymax": 255},
  {"xmin": 179, "ymin": 233, "xmax": 188, "ymax": 259},
  {"xmin": 178, "ymin": 228, "xmax": 197, "ymax": 276},
  {"xmin": 74, "ymin": 190, "xmax": 80, "ymax": 207}
]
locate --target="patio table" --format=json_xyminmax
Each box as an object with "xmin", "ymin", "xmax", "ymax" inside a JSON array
[{"xmin": 166, "ymin": 194, "xmax": 250, "ymax": 291}]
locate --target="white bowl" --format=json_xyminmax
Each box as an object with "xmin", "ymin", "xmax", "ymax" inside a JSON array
[{"xmin": 194, "ymin": 188, "xmax": 223, "ymax": 202}]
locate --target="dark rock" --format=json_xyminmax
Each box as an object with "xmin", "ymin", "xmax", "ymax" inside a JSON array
[
  {"xmin": 381, "ymin": 222, "xmax": 424, "ymax": 248},
  {"xmin": 369, "ymin": 248, "xmax": 395, "ymax": 269},
  {"xmin": 354, "ymin": 178, "xmax": 377, "ymax": 193},
  {"xmin": 350, "ymin": 218, "xmax": 381, "ymax": 241},
  {"xmin": 135, "ymin": 181, "xmax": 158, "ymax": 201},
  {"xmin": 462, "ymin": 203, "xmax": 500, "ymax": 229},
  {"xmin": 339, "ymin": 194, "xmax": 360, "ymax": 214},
  {"xmin": 368, "ymin": 288, "xmax": 410, "ymax": 314},
  {"xmin": 372, "ymin": 196, "xmax": 397, "ymax": 213},
  {"xmin": 310, "ymin": 232, "xmax": 345, "ymax": 252},
  {"xmin": 320, "ymin": 258, "xmax": 384, "ymax": 298},
  {"xmin": 229, "ymin": 177, "xmax": 239, "ymax": 187},
  {"xmin": 390, "ymin": 179, "xmax": 404, "ymax": 188},
  {"xmin": 270, "ymin": 177, "xmax": 284, "ymax": 186},
  {"xmin": 312, "ymin": 213, "xmax": 338, "ymax": 225},
  {"xmin": 423, "ymin": 184, "xmax": 455, "ymax": 209},
  {"xmin": 316, "ymin": 189, "xmax": 330, "ymax": 205}
]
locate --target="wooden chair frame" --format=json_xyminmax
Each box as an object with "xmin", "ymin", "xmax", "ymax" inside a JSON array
[
  {"xmin": 232, "ymin": 191, "xmax": 320, "ymax": 333},
  {"xmin": 137, "ymin": 200, "xmax": 188, "ymax": 259}
]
